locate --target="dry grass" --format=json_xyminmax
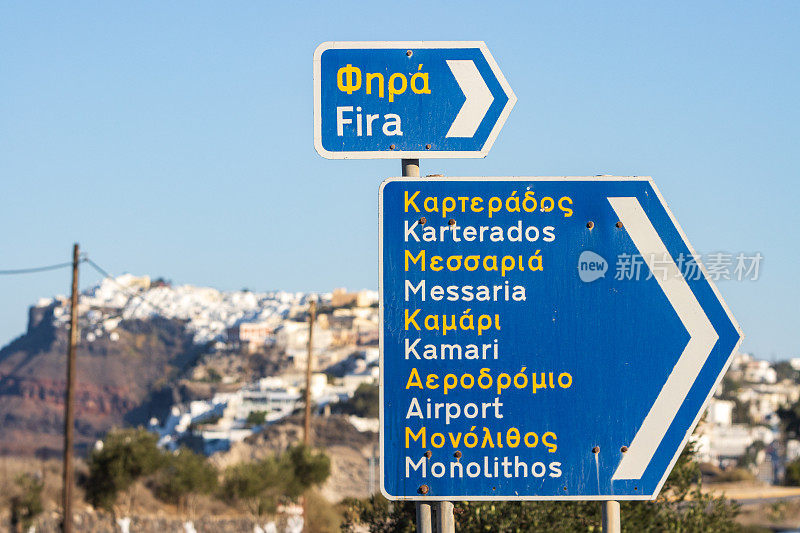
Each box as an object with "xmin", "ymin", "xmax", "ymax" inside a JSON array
[{"xmin": 0, "ymin": 455, "xmax": 342, "ymax": 531}]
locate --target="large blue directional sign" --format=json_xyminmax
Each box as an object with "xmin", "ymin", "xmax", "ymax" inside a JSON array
[
  {"xmin": 379, "ymin": 177, "xmax": 742, "ymax": 500},
  {"xmin": 314, "ymin": 42, "xmax": 516, "ymax": 159}
]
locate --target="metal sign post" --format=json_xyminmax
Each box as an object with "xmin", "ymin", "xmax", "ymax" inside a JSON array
[
  {"xmin": 436, "ymin": 501, "xmax": 455, "ymax": 533},
  {"xmin": 603, "ymin": 500, "xmax": 621, "ymax": 533},
  {"xmin": 379, "ymin": 177, "xmax": 742, "ymax": 503},
  {"xmin": 402, "ymin": 159, "xmax": 431, "ymax": 533},
  {"xmin": 401, "ymin": 160, "xmax": 455, "ymax": 533},
  {"xmin": 416, "ymin": 499, "xmax": 433, "ymax": 533}
]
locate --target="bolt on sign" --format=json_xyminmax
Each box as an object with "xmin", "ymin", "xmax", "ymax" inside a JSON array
[
  {"xmin": 379, "ymin": 177, "xmax": 742, "ymax": 500},
  {"xmin": 313, "ymin": 41, "xmax": 516, "ymax": 159}
]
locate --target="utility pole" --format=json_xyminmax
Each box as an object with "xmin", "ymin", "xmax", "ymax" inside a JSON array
[
  {"xmin": 61, "ymin": 243, "xmax": 80, "ymax": 533},
  {"xmin": 302, "ymin": 299, "xmax": 316, "ymax": 533},
  {"xmin": 304, "ymin": 299, "xmax": 316, "ymax": 446}
]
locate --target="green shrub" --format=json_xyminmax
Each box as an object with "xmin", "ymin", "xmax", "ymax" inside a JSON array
[
  {"xmin": 222, "ymin": 445, "xmax": 331, "ymax": 516},
  {"xmin": 338, "ymin": 383, "xmax": 379, "ymax": 418},
  {"xmin": 83, "ymin": 428, "xmax": 165, "ymax": 510},
  {"xmin": 221, "ymin": 457, "xmax": 283, "ymax": 515},
  {"xmin": 10, "ymin": 473, "xmax": 44, "ymax": 530},
  {"xmin": 246, "ymin": 410, "xmax": 268, "ymax": 426},
  {"xmin": 785, "ymin": 458, "xmax": 800, "ymax": 486},
  {"xmin": 153, "ymin": 447, "xmax": 218, "ymax": 505},
  {"xmin": 284, "ymin": 444, "xmax": 331, "ymax": 498}
]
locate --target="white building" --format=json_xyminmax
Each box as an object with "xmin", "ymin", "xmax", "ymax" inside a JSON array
[
  {"xmin": 707, "ymin": 398, "xmax": 734, "ymax": 427},
  {"xmin": 331, "ymin": 288, "xmax": 379, "ymax": 308},
  {"xmin": 744, "ymin": 360, "xmax": 778, "ymax": 384},
  {"xmin": 737, "ymin": 382, "xmax": 799, "ymax": 424},
  {"xmin": 701, "ymin": 424, "xmax": 775, "ymax": 467}
]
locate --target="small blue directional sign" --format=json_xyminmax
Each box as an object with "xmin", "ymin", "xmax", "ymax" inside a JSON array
[
  {"xmin": 314, "ymin": 41, "xmax": 516, "ymax": 159},
  {"xmin": 379, "ymin": 177, "xmax": 742, "ymax": 500}
]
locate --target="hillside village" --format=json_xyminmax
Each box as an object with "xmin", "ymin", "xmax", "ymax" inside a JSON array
[
  {"xmin": 698, "ymin": 352, "xmax": 800, "ymax": 483},
  {"xmin": 32, "ymin": 275, "xmax": 380, "ymax": 458},
  {"xmin": 25, "ymin": 274, "xmax": 800, "ymax": 485}
]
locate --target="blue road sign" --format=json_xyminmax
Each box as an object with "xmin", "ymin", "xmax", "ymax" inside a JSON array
[
  {"xmin": 314, "ymin": 42, "xmax": 516, "ymax": 159},
  {"xmin": 379, "ymin": 177, "xmax": 742, "ymax": 500}
]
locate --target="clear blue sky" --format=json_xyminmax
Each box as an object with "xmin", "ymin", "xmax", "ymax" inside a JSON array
[{"xmin": 1, "ymin": 2, "xmax": 797, "ymax": 359}]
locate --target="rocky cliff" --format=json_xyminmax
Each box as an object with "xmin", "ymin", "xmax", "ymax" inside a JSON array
[{"xmin": 0, "ymin": 306, "xmax": 199, "ymax": 456}]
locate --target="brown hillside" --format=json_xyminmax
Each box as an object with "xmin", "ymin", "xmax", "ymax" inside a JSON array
[{"xmin": 0, "ymin": 306, "xmax": 199, "ymax": 457}]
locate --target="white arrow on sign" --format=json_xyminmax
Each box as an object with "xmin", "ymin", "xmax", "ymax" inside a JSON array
[
  {"xmin": 608, "ymin": 197, "xmax": 719, "ymax": 481},
  {"xmin": 446, "ymin": 60, "xmax": 494, "ymax": 138}
]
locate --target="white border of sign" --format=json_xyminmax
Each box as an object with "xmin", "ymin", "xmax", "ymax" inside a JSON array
[
  {"xmin": 313, "ymin": 41, "xmax": 517, "ymax": 159},
  {"xmin": 378, "ymin": 176, "xmax": 743, "ymax": 501}
]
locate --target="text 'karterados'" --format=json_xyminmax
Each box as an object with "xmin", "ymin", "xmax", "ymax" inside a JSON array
[{"xmin": 405, "ymin": 220, "xmax": 556, "ymax": 243}]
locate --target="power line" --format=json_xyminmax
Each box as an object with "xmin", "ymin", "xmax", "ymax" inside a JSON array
[
  {"xmin": 0, "ymin": 254, "xmax": 164, "ymax": 316},
  {"xmin": 0, "ymin": 260, "xmax": 78, "ymax": 275},
  {"xmin": 83, "ymin": 257, "xmax": 167, "ymax": 315}
]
